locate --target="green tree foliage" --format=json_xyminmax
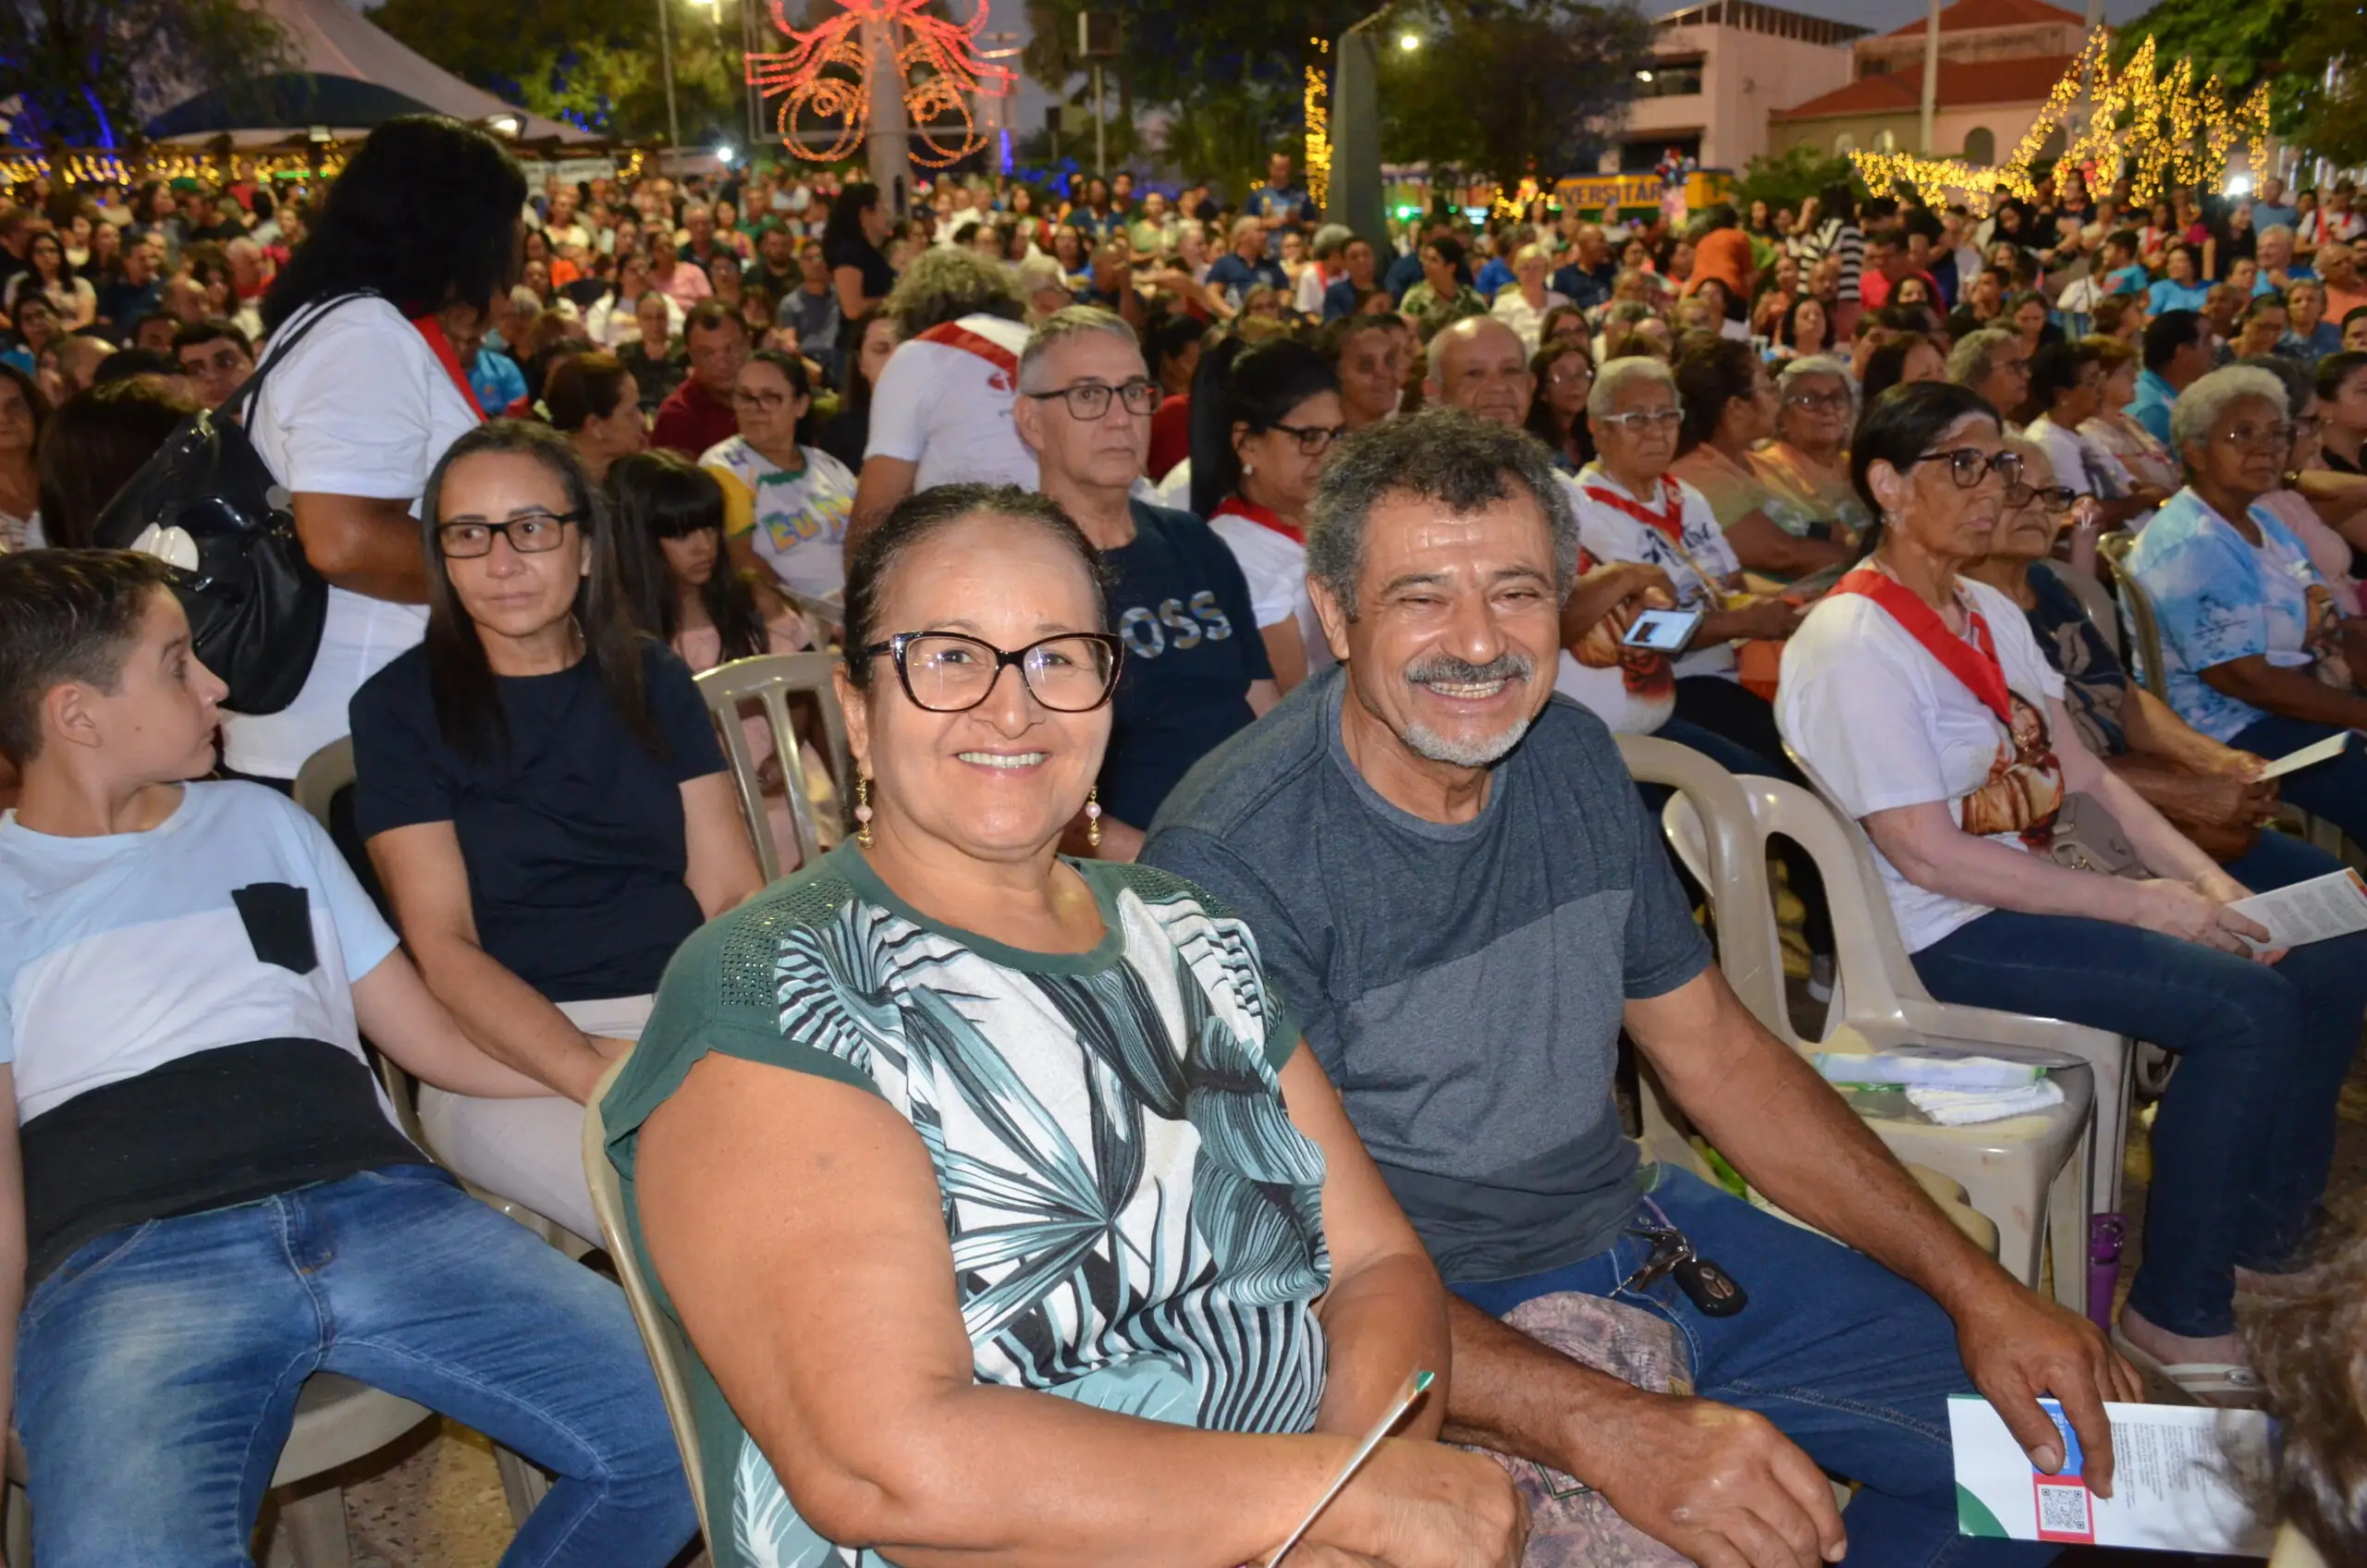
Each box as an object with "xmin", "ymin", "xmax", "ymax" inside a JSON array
[
  {"xmin": 2122, "ymin": 0, "xmax": 2367, "ymax": 173},
  {"xmin": 0, "ymin": 0, "xmax": 288, "ymax": 146},
  {"xmin": 373, "ymin": 0, "xmax": 743, "ymax": 142},
  {"xmin": 1733, "ymin": 143, "xmax": 1856, "ymax": 213},
  {"xmin": 1376, "ymin": 0, "xmax": 1652, "ymax": 186}
]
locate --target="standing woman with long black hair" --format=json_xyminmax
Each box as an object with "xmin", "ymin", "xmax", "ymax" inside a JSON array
[
  {"xmin": 821, "ymin": 179, "xmax": 896, "ymax": 361},
  {"xmin": 224, "ymin": 114, "xmax": 521, "ymax": 789}
]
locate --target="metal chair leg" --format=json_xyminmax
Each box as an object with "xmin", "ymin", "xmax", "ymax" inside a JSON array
[
  {"xmin": 278, "ymin": 1485, "xmax": 354, "ymax": 1568},
  {"xmin": 494, "ymin": 1445, "xmax": 551, "ymax": 1526}
]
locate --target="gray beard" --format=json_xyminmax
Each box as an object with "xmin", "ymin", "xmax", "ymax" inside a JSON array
[{"xmin": 1403, "ymin": 717, "xmax": 1533, "ymax": 769}]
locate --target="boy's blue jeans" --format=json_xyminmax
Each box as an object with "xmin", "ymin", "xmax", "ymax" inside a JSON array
[{"xmin": 15, "ymin": 1163, "xmax": 697, "ymax": 1567}]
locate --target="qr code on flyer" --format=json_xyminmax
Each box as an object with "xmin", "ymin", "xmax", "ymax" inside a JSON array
[{"xmin": 2035, "ymin": 1479, "xmax": 2095, "ymax": 1542}]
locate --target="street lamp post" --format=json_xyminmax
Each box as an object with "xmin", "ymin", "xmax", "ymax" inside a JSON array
[
  {"xmin": 1327, "ymin": 6, "xmax": 1397, "ymax": 243},
  {"xmin": 657, "ymin": 0, "xmax": 682, "ymax": 154}
]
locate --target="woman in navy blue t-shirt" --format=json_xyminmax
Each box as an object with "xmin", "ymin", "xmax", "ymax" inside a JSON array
[{"xmin": 351, "ymin": 421, "xmax": 762, "ymax": 1242}]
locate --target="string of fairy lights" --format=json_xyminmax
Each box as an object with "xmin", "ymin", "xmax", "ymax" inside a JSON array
[
  {"xmin": 1849, "ymin": 28, "xmax": 2272, "ymax": 214},
  {"xmin": 1304, "ymin": 37, "xmax": 1331, "ymax": 212}
]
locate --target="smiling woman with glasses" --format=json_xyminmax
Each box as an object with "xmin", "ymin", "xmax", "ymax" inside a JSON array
[
  {"xmin": 1748, "ymin": 355, "xmax": 1870, "ymax": 549},
  {"xmin": 1783, "ymin": 380, "xmax": 2367, "ymax": 1403},
  {"xmin": 2127, "ymin": 364, "xmax": 2367, "ymax": 851},
  {"xmin": 349, "ymin": 420, "xmax": 763, "ymax": 1244},
  {"xmin": 598, "ymin": 480, "xmax": 1520, "ymax": 1568}
]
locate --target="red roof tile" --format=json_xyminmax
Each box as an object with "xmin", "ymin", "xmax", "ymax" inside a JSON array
[
  {"xmin": 1883, "ymin": 0, "xmax": 2086, "ymax": 36},
  {"xmin": 1772, "ymin": 53, "xmax": 2079, "ymax": 118}
]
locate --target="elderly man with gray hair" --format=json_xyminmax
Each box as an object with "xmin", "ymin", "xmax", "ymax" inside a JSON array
[
  {"xmin": 1949, "ymin": 325, "xmax": 2032, "ymax": 427},
  {"xmin": 1012, "ymin": 306, "xmax": 1275, "ymax": 858},
  {"xmin": 1142, "ymin": 404, "xmax": 2123, "ymax": 1568}
]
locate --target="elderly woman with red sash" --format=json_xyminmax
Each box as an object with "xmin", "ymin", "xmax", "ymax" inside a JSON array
[
  {"xmin": 1777, "ymin": 379, "xmax": 2367, "ymax": 1409},
  {"xmin": 1566, "ymin": 356, "xmax": 1805, "ymax": 774}
]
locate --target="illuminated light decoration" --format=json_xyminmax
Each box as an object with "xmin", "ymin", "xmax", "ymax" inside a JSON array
[
  {"xmin": 1492, "ymin": 175, "xmax": 1542, "ymax": 220},
  {"xmin": 745, "ymin": 0, "xmax": 1014, "ymax": 167},
  {"xmin": 1848, "ymin": 29, "xmax": 2271, "ymax": 214},
  {"xmin": 1305, "ymin": 37, "xmax": 1331, "ymax": 213}
]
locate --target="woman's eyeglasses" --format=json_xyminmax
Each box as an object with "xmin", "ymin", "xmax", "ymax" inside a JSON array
[
  {"xmin": 1598, "ymin": 407, "xmax": 1686, "ymax": 434},
  {"xmin": 731, "ymin": 388, "xmax": 795, "ymax": 412},
  {"xmin": 1270, "ymin": 420, "xmax": 1348, "ymax": 455},
  {"xmin": 863, "ymin": 631, "xmax": 1125, "ymax": 713},
  {"xmin": 2004, "ymin": 482, "xmax": 2079, "ymax": 514},
  {"xmin": 1024, "ymin": 378, "xmax": 1162, "ymax": 420},
  {"xmin": 1919, "ymin": 447, "xmax": 2024, "ymax": 489},
  {"xmin": 2218, "ymin": 423, "xmax": 2300, "ymax": 451},
  {"xmin": 1783, "ymin": 389, "xmax": 1852, "ymax": 412},
  {"xmin": 436, "ymin": 510, "xmax": 580, "ymax": 558}
]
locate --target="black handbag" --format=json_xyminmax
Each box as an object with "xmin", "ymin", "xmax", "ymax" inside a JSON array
[{"xmin": 92, "ymin": 292, "xmax": 372, "ymax": 715}]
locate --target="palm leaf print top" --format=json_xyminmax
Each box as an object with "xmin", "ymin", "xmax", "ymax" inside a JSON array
[{"xmin": 600, "ymin": 843, "xmax": 1334, "ymax": 1568}]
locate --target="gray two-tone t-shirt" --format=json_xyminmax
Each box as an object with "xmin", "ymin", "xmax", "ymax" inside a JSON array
[{"xmin": 1144, "ymin": 668, "xmax": 1711, "ymax": 1283}]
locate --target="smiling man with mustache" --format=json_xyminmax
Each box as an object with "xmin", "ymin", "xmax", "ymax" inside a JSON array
[{"xmin": 1147, "ymin": 406, "xmax": 2124, "ymax": 1568}]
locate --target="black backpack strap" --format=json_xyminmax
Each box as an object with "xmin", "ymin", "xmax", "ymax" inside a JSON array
[{"xmin": 222, "ymin": 288, "xmax": 384, "ymax": 425}]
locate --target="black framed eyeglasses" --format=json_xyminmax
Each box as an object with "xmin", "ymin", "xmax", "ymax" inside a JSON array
[
  {"xmin": 1270, "ymin": 420, "xmax": 1348, "ymax": 456},
  {"xmin": 862, "ymin": 631, "xmax": 1125, "ymax": 713},
  {"xmin": 1919, "ymin": 447, "xmax": 2023, "ymax": 489},
  {"xmin": 435, "ymin": 510, "xmax": 581, "ymax": 558},
  {"xmin": 2004, "ymin": 482, "xmax": 2079, "ymax": 514},
  {"xmin": 1024, "ymin": 378, "xmax": 1161, "ymax": 420}
]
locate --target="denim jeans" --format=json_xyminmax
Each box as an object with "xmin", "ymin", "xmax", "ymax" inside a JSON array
[
  {"xmin": 2226, "ymin": 712, "xmax": 2367, "ymax": 846},
  {"xmin": 15, "ymin": 1164, "xmax": 697, "ymax": 1568},
  {"xmin": 1913, "ymin": 828, "xmax": 2367, "ymax": 1337},
  {"xmin": 1453, "ymin": 1169, "xmax": 2055, "ymax": 1567}
]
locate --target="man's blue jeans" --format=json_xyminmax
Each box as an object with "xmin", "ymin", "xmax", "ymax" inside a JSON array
[
  {"xmin": 15, "ymin": 1164, "xmax": 697, "ymax": 1567},
  {"xmin": 1454, "ymin": 1168, "xmax": 2056, "ymax": 1567},
  {"xmin": 1913, "ymin": 828, "xmax": 2367, "ymax": 1338}
]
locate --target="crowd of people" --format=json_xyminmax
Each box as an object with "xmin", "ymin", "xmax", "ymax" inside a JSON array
[{"xmin": 4, "ymin": 110, "xmax": 2367, "ymax": 1567}]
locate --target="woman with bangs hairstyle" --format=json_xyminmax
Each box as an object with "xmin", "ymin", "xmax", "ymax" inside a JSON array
[
  {"xmin": 610, "ymin": 448, "xmax": 829, "ymax": 872},
  {"xmin": 350, "ymin": 420, "xmax": 762, "ymax": 1245},
  {"xmin": 1779, "ymin": 379, "xmax": 2367, "ymax": 1405},
  {"xmin": 1190, "ymin": 335, "xmax": 1345, "ymax": 692},
  {"xmin": 700, "ymin": 346, "xmax": 858, "ymax": 601}
]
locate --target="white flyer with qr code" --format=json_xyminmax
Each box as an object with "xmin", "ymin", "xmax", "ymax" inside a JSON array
[{"xmin": 1948, "ymin": 1396, "xmax": 2276, "ymax": 1555}]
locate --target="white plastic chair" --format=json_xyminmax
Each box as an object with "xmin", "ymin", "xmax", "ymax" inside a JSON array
[
  {"xmin": 1617, "ymin": 736, "xmax": 2000, "ymax": 1258},
  {"xmin": 1782, "ymin": 741, "xmax": 2138, "ymax": 1216},
  {"xmin": 694, "ymin": 652, "xmax": 854, "ymax": 881},
  {"xmin": 2050, "ymin": 558, "xmax": 2120, "ymax": 659},
  {"xmin": 1656, "ymin": 768, "xmax": 2098, "ymax": 1314},
  {"xmin": 582, "ymin": 1052, "xmax": 712, "ymax": 1542}
]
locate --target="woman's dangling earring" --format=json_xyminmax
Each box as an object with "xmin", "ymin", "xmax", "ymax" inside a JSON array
[
  {"xmin": 854, "ymin": 775, "xmax": 875, "ymax": 850},
  {"xmin": 1085, "ymin": 786, "xmax": 1103, "ymax": 851}
]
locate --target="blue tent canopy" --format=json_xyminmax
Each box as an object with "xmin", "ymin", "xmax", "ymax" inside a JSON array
[{"xmin": 146, "ymin": 73, "xmax": 440, "ymax": 138}]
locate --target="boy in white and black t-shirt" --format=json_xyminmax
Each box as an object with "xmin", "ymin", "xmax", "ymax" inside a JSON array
[{"xmin": 0, "ymin": 551, "xmax": 694, "ymax": 1565}]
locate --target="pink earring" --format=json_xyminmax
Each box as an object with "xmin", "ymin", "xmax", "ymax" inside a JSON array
[
  {"xmin": 1085, "ymin": 786, "xmax": 1103, "ymax": 851},
  {"xmin": 854, "ymin": 776, "xmax": 875, "ymax": 850}
]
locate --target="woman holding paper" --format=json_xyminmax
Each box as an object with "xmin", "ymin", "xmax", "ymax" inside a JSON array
[
  {"xmin": 1779, "ymin": 380, "xmax": 2367, "ymax": 1407},
  {"xmin": 599, "ymin": 484, "xmax": 1524, "ymax": 1568},
  {"xmin": 2124, "ymin": 364, "xmax": 2367, "ymax": 847}
]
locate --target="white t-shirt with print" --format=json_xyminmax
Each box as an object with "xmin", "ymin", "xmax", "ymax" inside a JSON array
[
  {"xmin": 700, "ymin": 435, "xmax": 858, "ymax": 600},
  {"xmin": 864, "ymin": 312, "xmax": 1038, "ymax": 493},
  {"xmin": 1564, "ymin": 467, "xmax": 1741, "ymax": 680},
  {"xmin": 1777, "ymin": 574, "xmax": 2068, "ymax": 952},
  {"xmin": 225, "ymin": 295, "xmax": 479, "ymax": 778},
  {"xmin": 1207, "ymin": 510, "xmax": 1334, "ymax": 678}
]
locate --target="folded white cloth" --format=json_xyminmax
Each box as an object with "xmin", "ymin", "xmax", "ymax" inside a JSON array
[
  {"xmin": 1905, "ymin": 1079, "xmax": 2067, "ymax": 1126},
  {"xmin": 1813, "ymin": 1049, "xmax": 2048, "ymax": 1091}
]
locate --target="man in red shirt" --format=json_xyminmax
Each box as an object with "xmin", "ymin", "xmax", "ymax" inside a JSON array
[
  {"xmin": 1854, "ymin": 225, "xmax": 1936, "ymax": 312},
  {"xmin": 651, "ymin": 301, "xmax": 747, "ymax": 457}
]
